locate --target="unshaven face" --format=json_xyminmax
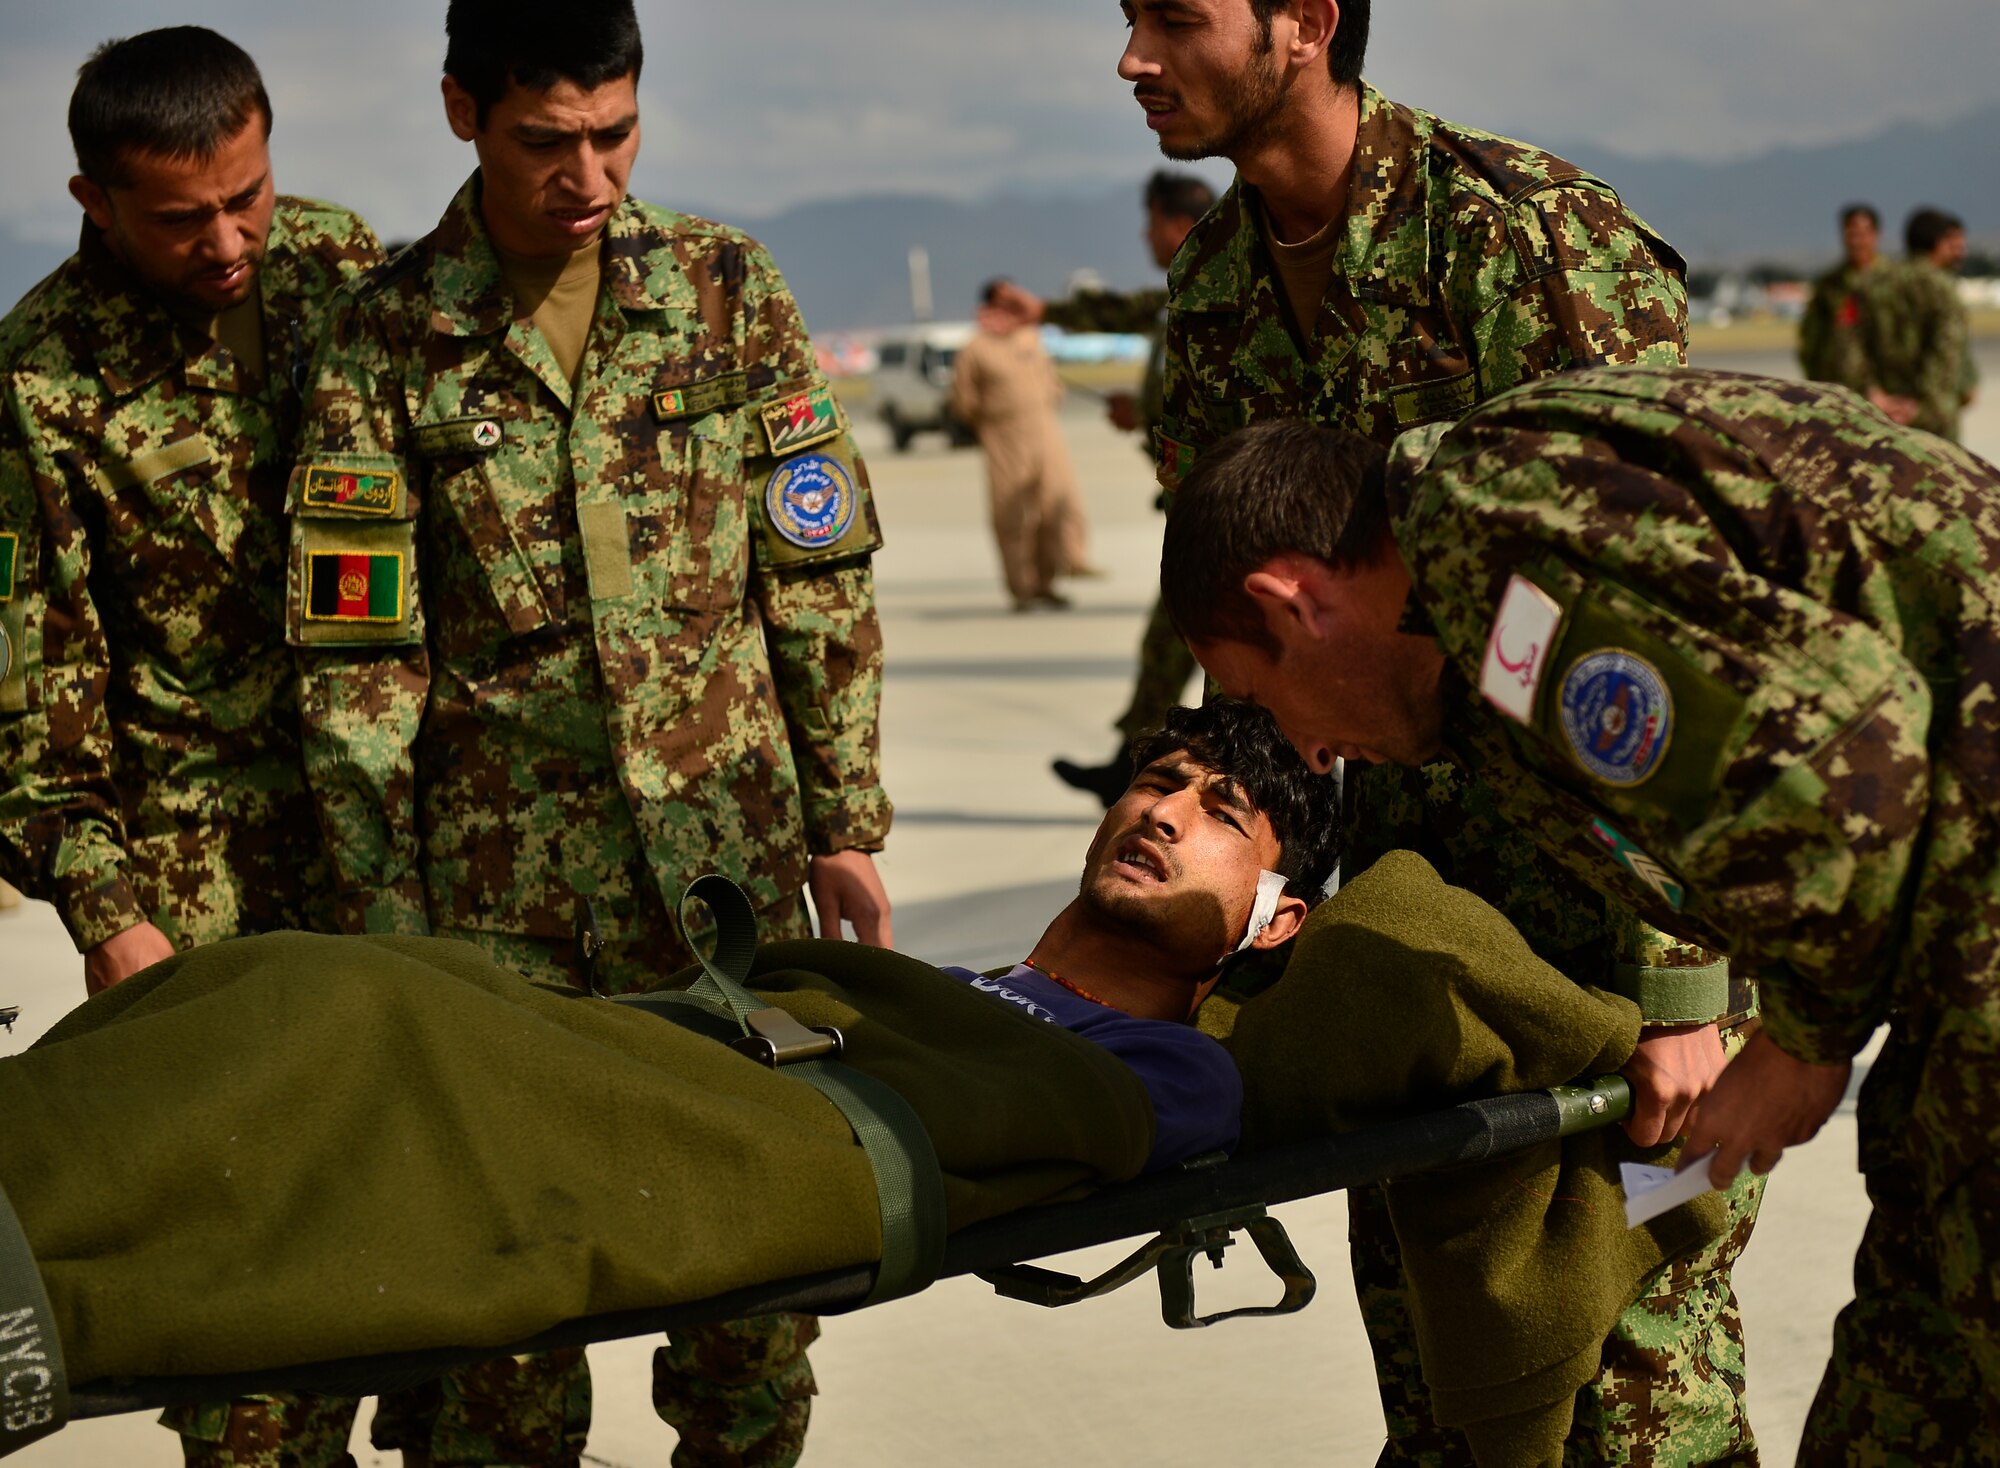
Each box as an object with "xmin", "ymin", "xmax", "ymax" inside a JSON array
[
  {"xmin": 73, "ymin": 116, "xmax": 276, "ymax": 315},
  {"xmin": 1192, "ymin": 552, "xmax": 1448, "ymax": 772},
  {"xmin": 1118, "ymin": 0, "xmax": 1289, "ymax": 162},
  {"xmin": 1077, "ymin": 750, "xmax": 1286, "ymax": 957}
]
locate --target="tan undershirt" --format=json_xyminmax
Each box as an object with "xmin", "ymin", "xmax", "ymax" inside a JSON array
[
  {"xmin": 495, "ymin": 241, "xmax": 604, "ymax": 390},
  {"xmin": 1258, "ymin": 201, "xmax": 1342, "ymax": 344},
  {"xmin": 173, "ymin": 295, "xmax": 267, "ymax": 381}
]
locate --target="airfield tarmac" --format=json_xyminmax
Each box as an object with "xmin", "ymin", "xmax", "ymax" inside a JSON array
[{"xmin": 7, "ymin": 338, "xmax": 1998, "ymax": 1466}]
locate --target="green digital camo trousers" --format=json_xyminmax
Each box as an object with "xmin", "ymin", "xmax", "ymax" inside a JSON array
[
  {"xmin": 166, "ymin": 897, "xmax": 821, "ymax": 1468},
  {"xmin": 1798, "ymin": 1031, "xmax": 2000, "ymax": 1466},
  {"xmin": 1114, "ymin": 595, "xmax": 1200, "ymax": 745}
]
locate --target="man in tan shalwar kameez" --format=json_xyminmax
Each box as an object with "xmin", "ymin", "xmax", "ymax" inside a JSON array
[{"xmin": 949, "ymin": 280, "xmax": 1093, "ymax": 610}]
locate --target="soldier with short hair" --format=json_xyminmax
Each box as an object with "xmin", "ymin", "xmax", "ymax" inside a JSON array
[
  {"xmin": 291, "ymin": 0, "xmax": 891, "ymax": 1462},
  {"xmin": 1861, "ymin": 205, "xmax": 1977, "ymax": 441},
  {"xmin": 1162, "ymin": 365, "xmax": 2000, "ymax": 1464},
  {"xmin": 1799, "ymin": 202, "xmax": 1881, "ymax": 392},
  {"xmin": 0, "ymin": 27, "xmax": 381, "ymax": 1464},
  {"xmin": 1117, "ymin": 1, "xmax": 1761, "ymax": 1462}
]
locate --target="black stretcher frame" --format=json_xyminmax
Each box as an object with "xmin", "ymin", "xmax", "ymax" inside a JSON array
[{"xmin": 68, "ymin": 1075, "xmax": 1631, "ymax": 1419}]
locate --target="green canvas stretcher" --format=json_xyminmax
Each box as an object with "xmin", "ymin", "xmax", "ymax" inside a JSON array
[{"xmin": 0, "ymin": 855, "xmax": 1702, "ymax": 1464}]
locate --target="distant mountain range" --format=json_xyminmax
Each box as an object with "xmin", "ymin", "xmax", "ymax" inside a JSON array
[
  {"xmin": 2, "ymin": 103, "xmax": 1993, "ymax": 334},
  {"xmin": 751, "ymin": 103, "xmax": 2000, "ymax": 332}
]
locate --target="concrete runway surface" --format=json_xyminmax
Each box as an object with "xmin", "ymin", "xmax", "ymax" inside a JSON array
[{"xmin": 6, "ymin": 340, "xmax": 1995, "ymax": 1465}]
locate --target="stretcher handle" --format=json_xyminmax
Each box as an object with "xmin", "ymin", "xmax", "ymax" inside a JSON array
[{"xmin": 978, "ymin": 1204, "xmax": 1316, "ymax": 1330}]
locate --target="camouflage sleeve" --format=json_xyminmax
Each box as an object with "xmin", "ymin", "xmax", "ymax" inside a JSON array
[
  {"xmin": 1915, "ymin": 280, "xmax": 1970, "ymax": 434},
  {"xmin": 0, "ymin": 385, "xmax": 149, "ymax": 949},
  {"xmin": 1155, "ymin": 308, "xmax": 1220, "ymax": 498},
  {"xmin": 290, "ymin": 288, "xmax": 432, "ymax": 934},
  {"xmin": 739, "ymin": 247, "xmax": 892, "ymax": 854},
  {"xmin": 1041, "ymin": 287, "xmax": 1168, "ymax": 336},
  {"xmin": 1408, "ymin": 395, "xmax": 1926, "ymax": 1063},
  {"xmin": 1450, "ymin": 182, "xmax": 1690, "ymax": 396},
  {"xmin": 1797, "ymin": 279, "xmax": 1834, "ymax": 380}
]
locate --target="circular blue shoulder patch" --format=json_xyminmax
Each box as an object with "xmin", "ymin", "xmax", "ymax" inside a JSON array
[
  {"xmin": 765, "ymin": 453, "xmax": 858, "ymax": 550},
  {"xmin": 1558, "ymin": 649, "xmax": 1673, "ymax": 787}
]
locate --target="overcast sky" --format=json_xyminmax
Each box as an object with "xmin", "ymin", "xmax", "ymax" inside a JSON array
[{"xmin": 2, "ymin": 0, "xmax": 1996, "ymax": 250}]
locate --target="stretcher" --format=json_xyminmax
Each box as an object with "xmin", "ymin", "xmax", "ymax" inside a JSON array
[
  {"xmin": 44, "ymin": 1076, "xmax": 1632, "ymax": 1427},
  {"xmin": 2, "ymin": 876, "xmax": 1637, "ymax": 1454}
]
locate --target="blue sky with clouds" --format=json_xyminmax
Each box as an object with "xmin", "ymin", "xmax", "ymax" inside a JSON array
[{"xmin": 1, "ymin": 0, "xmax": 1995, "ymax": 250}]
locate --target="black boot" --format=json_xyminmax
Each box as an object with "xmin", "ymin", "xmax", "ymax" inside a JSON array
[{"xmin": 1051, "ymin": 750, "xmax": 1129, "ymax": 808}]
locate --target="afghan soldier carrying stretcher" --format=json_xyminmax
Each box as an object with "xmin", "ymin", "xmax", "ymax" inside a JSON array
[
  {"xmin": 287, "ymin": 1, "xmax": 892, "ymax": 1463},
  {"xmin": 1116, "ymin": 0, "xmax": 1758, "ymax": 1460},
  {"xmin": 1164, "ymin": 366, "xmax": 2000, "ymax": 1464},
  {"xmin": 0, "ymin": 28, "xmax": 386, "ymax": 1465}
]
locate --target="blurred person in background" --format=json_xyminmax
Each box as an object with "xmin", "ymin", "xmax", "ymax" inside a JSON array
[
  {"xmin": 1861, "ymin": 205, "xmax": 1977, "ymax": 441},
  {"xmin": 950, "ymin": 278, "xmax": 1095, "ymax": 610},
  {"xmin": 1799, "ymin": 202, "xmax": 1880, "ymax": 392}
]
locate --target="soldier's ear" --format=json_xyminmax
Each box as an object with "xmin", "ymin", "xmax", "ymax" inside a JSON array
[
  {"xmin": 441, "ymin": 75, "xmax": 481, "ymax": 143},
  {"xmin": 68, "ymin": 176, "xmax": 114, "ymax": 232}
]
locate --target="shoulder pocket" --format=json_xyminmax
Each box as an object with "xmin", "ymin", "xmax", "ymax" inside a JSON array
[
  {"xmin": 286, "ymin": 454, "xmax": 420, "ymax": 647},
  {"xmin": 750, "ymin": 437, "xmax": 883, "ymax": 574}
]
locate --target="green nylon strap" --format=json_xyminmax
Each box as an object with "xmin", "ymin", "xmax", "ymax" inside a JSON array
[
  {"xmin": 667, "ymin": 875, "xmax": 946, "ymax": 1305},
  {"xmin": 0, "ymin": 1178, "xmax": 67, "ymax": 1456},
  {"xmin": 1609, "ymin": 958, "xmax": 1733, "ymax": 1026}
]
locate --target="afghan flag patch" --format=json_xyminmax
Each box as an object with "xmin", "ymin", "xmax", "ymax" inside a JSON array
[
  {"xmin": 306, "ymin": 551, "xmax": 404, "ymax": 623},
  {"xmin": 0, "ymin": 531, "xmax": 16, "ymax": 602},
  {"xmin": 760, "ymin": 385, "xmax": 843, "ymax": 455},
  {"xmin": 300, "ymin": 465, "xmax": 401, "ymax": 516}
]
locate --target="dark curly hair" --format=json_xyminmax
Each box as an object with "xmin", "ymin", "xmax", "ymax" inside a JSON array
[{"xmin": 1127, "ymin": 700, "xmax": 1341, "ymax": 901}]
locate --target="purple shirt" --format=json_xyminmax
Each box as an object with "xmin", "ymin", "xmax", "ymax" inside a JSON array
[{"xmin": 940, "ymin": 963, "xmax": 1243, "ymax": 1171}]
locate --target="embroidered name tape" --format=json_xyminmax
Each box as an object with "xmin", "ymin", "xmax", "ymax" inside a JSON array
[
  {"xmin": 1480, "ymin": 574, "xmax": 1562, "ymax": 724},
  {"xmin": 1391, "ymin": 371, "xmax": 1476, "ymax": 427},
  {"xmin": 765, "ymin": 453, "xmax": 858, "ymax": 550},
  {"xmin": 654, "ymin": 370, "xmax": 748, "ymax": 421},
  {"xmin": 300, "ymin": 466, "xmax": 400, "ymax": 516},
  {"xmin": 761, "ymin": 385, "xmax": 843, "ymax": 456},
  {"xmin": 305, "ymin": 551, "xmax": 404, "ymax": 623},
  {"xmin": 411, "ymin": 418, "xmax": 504, "ymax": 456},
  {"xmin": 1559, "ymin": 649, "xmax": 1674, "ymax": 787},
  {"xmin": 1590, "ymin": 817, "xmax": 1684, "ymax": 911},
  {"xmin": 0, "ymin": 532, "xmax": 16, "ymax": 603}
]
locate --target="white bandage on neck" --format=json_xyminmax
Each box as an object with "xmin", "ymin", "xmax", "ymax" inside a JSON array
[{"xmin": 1235, "ymin": 870, "xmax": 1290, "ymax": 953}]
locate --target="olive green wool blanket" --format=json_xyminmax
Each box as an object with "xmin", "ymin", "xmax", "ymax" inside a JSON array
[
  {"xmin": 1220, "ymin": 851, "xmax": 1730, "ymax": 1468},
  {"xmin": 0, "ymin": 934, "xmax": 1154, "ymax": 1385}
]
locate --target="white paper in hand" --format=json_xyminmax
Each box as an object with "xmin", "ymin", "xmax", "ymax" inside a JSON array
[{"xmin": 1621, "ymin": 1157, "xmax": 1729, "ymax": 1229}]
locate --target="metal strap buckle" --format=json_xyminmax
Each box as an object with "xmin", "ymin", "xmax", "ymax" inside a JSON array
[{"xmin": 730, "ymin": 1008, "xmax": 845, "ymax": 1067}]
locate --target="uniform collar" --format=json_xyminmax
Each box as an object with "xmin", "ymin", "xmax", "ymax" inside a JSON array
[
  {"xmin": 74, "ymin": 223, "xmax": 197, "ymax": 398},
  {"xmin": 74, "ymin": 217, "xmax": 292, "ymax": 400},
  {"xmin": 1171, "ymin": 83, "xmax": 1436, "ymax": 315},
  {"xmin": 429, "ymin": 173, "xmax": 685, "ymax": 335}
]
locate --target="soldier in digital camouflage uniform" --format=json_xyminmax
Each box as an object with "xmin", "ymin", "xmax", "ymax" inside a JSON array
[
  {"xmin": 1859, "ymin": 206, "xmax": 1976, "ymax": 442},
  {"xmin": 1797, "ymin": 202, "xmax": 1880, "ymax": 393},
  {"xmin": 289, "ymin": 4, "xmax": 889, "ymax": 1465},
  {"xmin": 1027, "ymin": 170, "xmax": 1216, "ymax": 807},
  {"xmin": 1162, "ymin": 364, "xmax": 2000, "ymax": 1465},
  {"xmin": 0, "ymin": 28, "xmax": 381, "ymax": 1468},
  {"xmin": 1118, "ymin": 1, "xmax": 1759, "ymax": 1462}
]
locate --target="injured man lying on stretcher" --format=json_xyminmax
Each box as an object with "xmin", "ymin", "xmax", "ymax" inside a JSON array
[
  {"xmin": 0, "ymin": 701, "xmax": 1342, "ymax": 1405},
  {"xmin": 939, "ymin": 698, "xmax": 1341, "ymax": 1169},
  {"xmin": 1, "ymin": 697, "xmax": 1730, "ymax": 1467}
]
